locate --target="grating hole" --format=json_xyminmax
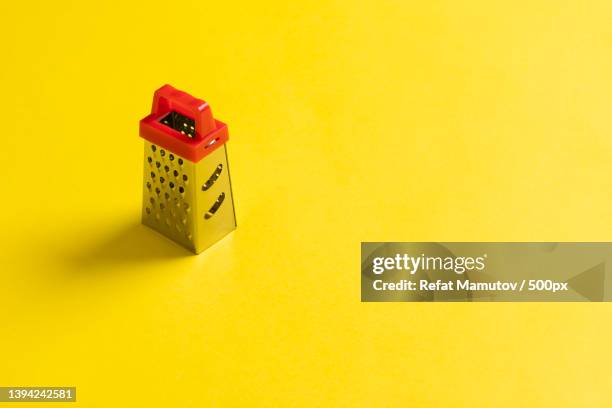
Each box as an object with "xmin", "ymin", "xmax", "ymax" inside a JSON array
[
  {"xmin": 151, "ymin": 145, "xmax": 156, "ymax": 152},
  {"xmin": 145, "ymin": 207, "xmax": 151, "ymax": 214},
  {"xmin": 179, "ymin": 186, "xmax": 185, "ymax": 194},
  {"xmin": 155, "ymin": 187, "xmax": 161, "ymax": 195},
  {"xmin": 178, "ymin": 158, "xmax": 183, "ymax": 166},
  {"xmin": 202, "ymin": 164, "xmax": 223, "ymax": 191},
  {"xmin": 169, "ymin": 154, "xmax": 174, "ymax": 161},
  {"xmin": 160, "ymin": 149, "xmax": 166, "ymax": 157},
  {"xmin": 165, "ymin": 192, "xmax": 170, "ymax": 200},
  {"xmin": 151, "ymin": 171, "xmax": 155, "ymax": 178},
  {"xmin": 150, "ymin": 197, "xmax": 155, "ymax": 204},
  {"xmin": 169, "ymin": 182, "xmax": 175, "ymax": 189},
  {"xmin": 182, "ymin": 174, "xmax": 188, "ymax": 182},
  {"xmin": 164, "ymin": 165, "xmax": 170, "ymax": 172},
  {"xmin": 160, "ymin": 176, "xmax": 165, "ymax": 184},
  {"xmin": 204, "ymin": 192, "xmax": 225, "ymax": 219},
  {"xmin": 146, "ymin": 182, "xmax": 151, "ymax": 190},
  {"xmin": 173, "ymin": 170, "xmax": 179, "ymax": 177},
  {"xmin": 147, "ymin": 157, "xmax": 152, "ymax": 164}
]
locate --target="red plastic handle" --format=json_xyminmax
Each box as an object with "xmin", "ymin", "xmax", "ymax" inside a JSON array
[
  {"xmin": 140, "ymin": 85, "xmax": 229, "ymax": 163},
  {"xmin": 151, "ymin": 84, "xmax": 216, "ymax": 139}
]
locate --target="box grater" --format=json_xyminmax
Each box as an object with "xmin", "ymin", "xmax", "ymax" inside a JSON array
[{"xmin": 139, "ymin": 85, "xmax": 236, "ymax": 253}]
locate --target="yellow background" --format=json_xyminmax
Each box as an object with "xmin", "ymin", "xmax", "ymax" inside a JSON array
[{"xmin": 1, "ymin": 0, "xmax": 611, "ymax": 406}]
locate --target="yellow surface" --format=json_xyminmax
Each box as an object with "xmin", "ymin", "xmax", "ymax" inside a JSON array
[{"xmin": 1, "ymin": 0, "xmax": 612, "ymax": 406}]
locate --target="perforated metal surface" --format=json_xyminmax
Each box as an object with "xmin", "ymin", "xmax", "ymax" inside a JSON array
[{"xmin": 142, "ymin": 141, "xmax": 236, "ymax": 253}]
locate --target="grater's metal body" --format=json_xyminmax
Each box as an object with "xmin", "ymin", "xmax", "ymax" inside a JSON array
[{"xmin": 140, "ymin": 85, "xmax": 236, "ymax": 254}]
